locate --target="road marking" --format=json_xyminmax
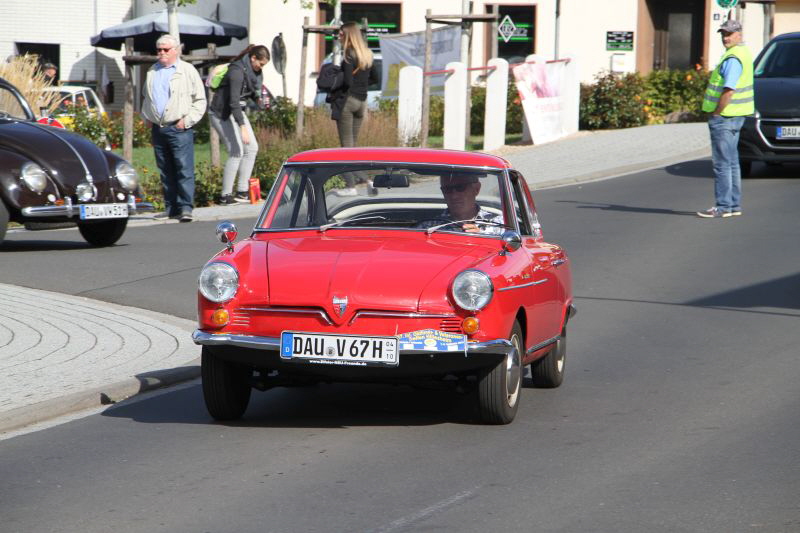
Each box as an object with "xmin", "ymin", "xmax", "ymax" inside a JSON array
[{"xmin": 367, "ymin": 486, "xmax": 480, "ymax": 533}]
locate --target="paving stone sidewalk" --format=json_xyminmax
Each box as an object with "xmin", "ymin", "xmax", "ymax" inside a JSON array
[{"xmin": 0, "ymin": 122, "xmax": 711, "ymax": 434}]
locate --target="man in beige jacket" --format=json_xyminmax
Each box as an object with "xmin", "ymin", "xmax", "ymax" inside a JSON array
[{"xmin": 142, "ymin": 34, "xmax": 207, "ymax": 222}]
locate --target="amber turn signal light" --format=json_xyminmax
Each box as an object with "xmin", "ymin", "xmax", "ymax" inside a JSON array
[
  {"xmin": 461, "ymin": 316, "xmax": 480, "ymax": 334},
  {"xmin": 211, "ymin": 308, "xmax": 229, "ymax": 326}
]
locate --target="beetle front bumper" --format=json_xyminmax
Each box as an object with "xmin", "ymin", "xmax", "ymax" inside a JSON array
[{"xmin": 21, "ymin": 194, "xmax": 154, "ymax": 218}]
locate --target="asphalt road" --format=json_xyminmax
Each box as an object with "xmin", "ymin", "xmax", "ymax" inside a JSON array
[{"xmin": 1, "ymin": 159, "xmax": 799, "ymax": 532}]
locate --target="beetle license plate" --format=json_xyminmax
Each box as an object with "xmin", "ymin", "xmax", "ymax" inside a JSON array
[
  {"xmin": 777, "ymin": 126, "xmax": 800, "ymax": 139},
  {"xmin": 280, "ymin": 332, "xmax": 398, "ymax": 366},
  {"xmin": 79, "ymin": 203, "xmax": 128, "ymax": 219}
]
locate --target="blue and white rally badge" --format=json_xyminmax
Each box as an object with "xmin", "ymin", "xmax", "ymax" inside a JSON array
[{"xmin": 398, "ymin": 329, "xmax": 467, "ymax": 352}]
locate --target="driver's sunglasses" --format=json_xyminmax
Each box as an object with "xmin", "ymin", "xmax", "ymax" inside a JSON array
[
  {"xmin": 441, "ymin": 183, "xmax": 470, "ymax": 194},
  {"xmin": 156, "ymin": 47, "xmax": 173, "ymax": 53}
]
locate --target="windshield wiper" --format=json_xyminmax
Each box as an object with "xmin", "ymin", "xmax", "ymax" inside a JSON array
[
  {"xmin": 425, "ymin": 218, "xmax": 504, "ymax": 235},
  {"xmin": 319, "ymin": 215, "xmax": 387, "ymax": 232}
]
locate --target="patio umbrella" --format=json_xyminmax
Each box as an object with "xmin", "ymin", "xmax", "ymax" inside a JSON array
[{"xmin": 90, "ymin": 9, "xmax": 248, "ymax": 52}]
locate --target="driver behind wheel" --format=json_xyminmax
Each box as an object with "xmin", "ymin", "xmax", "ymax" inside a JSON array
[{"xmin": 416, "ymin": 173, "xmax": 505, "ymax": 234}]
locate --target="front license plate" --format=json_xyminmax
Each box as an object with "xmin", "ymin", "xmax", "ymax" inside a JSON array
[
  {"xmin": 777, "ymin": 126, "xmax": 800, "ymax": 139},
  {"xmin": 280, "ymin": 332, "xmax": 398, "ymax": 367},
  {"xmin": 79, "ymin": 203, "xmax": 128, "ymax": 220}
]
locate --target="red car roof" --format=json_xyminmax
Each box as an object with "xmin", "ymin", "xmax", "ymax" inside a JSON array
[{"xmin": 286, "ymin": 147, "xmax": 512, "ymax": 169}]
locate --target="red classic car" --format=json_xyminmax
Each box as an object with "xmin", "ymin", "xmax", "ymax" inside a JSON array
[{"xmin": 193, "ymin": 147, "xmax": 575, "ymax": 424}]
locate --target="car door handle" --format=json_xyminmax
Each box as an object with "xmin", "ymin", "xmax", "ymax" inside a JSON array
[{"xmin": 552, "ymin": 258, "xmax": 567, "ymax": 267}]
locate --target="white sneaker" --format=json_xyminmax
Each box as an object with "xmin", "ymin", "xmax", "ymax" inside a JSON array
[{"xmin": 335, "ymin": 187, "xmax": 358, "ymax": 197}]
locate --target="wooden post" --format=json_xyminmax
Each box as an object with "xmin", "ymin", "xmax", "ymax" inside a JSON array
[
  {"xmin": 296, "ymin": 16, "xmax": 309, "ymax": 139},
  {"xmin": 123, "ymin": 38, "xmax": 134, "ymax": 163},
  {"xmin": 207, "ymin": 44, "xmax": 221, "ymax": 168},
  {"xmin": 420, "ymin": 9, "xmax": 433, "ymax": 148}
]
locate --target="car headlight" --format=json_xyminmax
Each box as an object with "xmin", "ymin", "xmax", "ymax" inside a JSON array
[
  {"xmin": 20, "ymin": 162, "xmax": 47, "ymax": 193},
  {"xmin": 452, "ymin": 270, "xmax": 493, "ymax": 311},
  {"xmin": 115, "ymin": 162, "xmax": 138, "ymax": 192},
  {"xmin": 198, "ymin": 262, "xmax": 239, "ymax": 303}
]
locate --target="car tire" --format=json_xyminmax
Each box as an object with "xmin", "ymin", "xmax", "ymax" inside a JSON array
[
  {"xmin": 477, "ymin": 321, "xmax": 523, "ymax": 424},
  {"xmin": 740, "ymin": 160, "xmax": 752, "ymax": 178},
  {"xmin": 201, "ymin": 346, "xmax": 252, "ymax": 421},
  {"xmin": 78, "ymin": 219, "xmax": 127, "ymax": 247},
  {"xmin": 0, "ymin": 200, "xmax": 8, "ymax": 244},
  {"xmin": 530, "ymin": 326, "xmax": 566, "ymax": 388}
]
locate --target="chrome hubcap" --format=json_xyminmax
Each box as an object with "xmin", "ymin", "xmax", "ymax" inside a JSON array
[{"xmin": 506, "ymin": 333, "xmax": 521, "ymax": 404}]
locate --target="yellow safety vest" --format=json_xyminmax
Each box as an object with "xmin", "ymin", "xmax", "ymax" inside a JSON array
[{"xmin": 702, "ymin": 44, "xmax": 754, "ymax": 116}]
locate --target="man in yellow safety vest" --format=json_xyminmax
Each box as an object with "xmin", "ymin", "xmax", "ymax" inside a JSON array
[{"xmin": 697, "ymin": 19, "xmax": 754, "ymax": 218}]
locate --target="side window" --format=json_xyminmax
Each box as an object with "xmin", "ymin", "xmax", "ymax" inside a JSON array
[
  {"xmin": 270, "ymin": 171, "xmax": 313, "ymax": 228},
  {"xmin": 84, "ymin": 90, "xmax": 99, "ymax": 110},
  {"xmin": 509, "ymin": 171, "xmax": 541, "ymax": 238}
]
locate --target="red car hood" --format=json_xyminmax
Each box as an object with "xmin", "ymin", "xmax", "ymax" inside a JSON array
[{"xmin": 264, "ymin": 233, "xmax": 496, "ymax": 315}]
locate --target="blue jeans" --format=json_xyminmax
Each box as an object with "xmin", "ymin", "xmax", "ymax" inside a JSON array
[
  {"xmin": 152, "ymin": 124, "xmax": 195, "ymax": 216},
  {"xmin": 708, "ymin": 115, "xmax": 745, "ymax": 211}
]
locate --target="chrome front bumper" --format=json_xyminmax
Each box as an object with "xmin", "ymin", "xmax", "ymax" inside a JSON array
[
  {"xmin": 21, "ymin": 194, "xmax": 154, "ymax": 218},
  {"xmin": 192, "ymin": 330, "xmax": 514, "ymax": 357}
]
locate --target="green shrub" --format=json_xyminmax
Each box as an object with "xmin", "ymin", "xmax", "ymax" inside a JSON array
[
  {"xmin": 251, "ymin": 96, "xmax": 297, "ymax": 136},
  {"xmin": 103, "ymin": 112, "xmax": 150, "ymax": 149},
  {"xmin": 193, "ymin": 163, "xmax": 223, "ymax": 207},
  {"xmin": 64, "ymin": 105, "xmax": 108, "ymax": 146},
  {"xmin": 580, "ymin": 71, "xmax": 648, "ymax": 130},
  {"xmin": 643, "ymin": 68, "xmax": 710, "ymax": 120}
]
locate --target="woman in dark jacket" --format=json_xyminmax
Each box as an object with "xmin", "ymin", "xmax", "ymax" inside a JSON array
[
  {"xmin": 209, "ymin": 44, "xmax": 270, "ymax": 204},
  {"xmin": 332, "ymin": 22, "xmax": 379, "ymax": 145}
]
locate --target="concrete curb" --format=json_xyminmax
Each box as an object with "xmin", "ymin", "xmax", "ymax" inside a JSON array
[{"xmin": 0, "ymin": 359, "xmax": 200, "ymax": 434}]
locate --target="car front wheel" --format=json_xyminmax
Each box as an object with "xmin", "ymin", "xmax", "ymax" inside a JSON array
[
  {"xmin": 201, "ymin": 346, "xmax": 252, "ymax": 421},
  {"xmin": 0, "ymin": 200, "xmax": 8, "ymax": 244},
  {"xmin": 740, "ymin": 160, "xmax": 752, "ymax": 178},
  {"xmin": 477, "ymin": 321, "xmax": 523, "ymax": 424},
  {"xmin": 78, "ymin": 219, "xmax": 127, "ymax": 247},
  {"xmin": 531, "ymin": 326, "xmax": 566, "ymax": 388}
]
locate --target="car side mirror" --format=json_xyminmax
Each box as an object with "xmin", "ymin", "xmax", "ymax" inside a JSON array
[
  {"xmin": 500, "ymin": 230, "xmax": 522, "ymax": 254},
  {"xmin": 216, "ymin": 221, "xmax": 238, "ymax": 251}
]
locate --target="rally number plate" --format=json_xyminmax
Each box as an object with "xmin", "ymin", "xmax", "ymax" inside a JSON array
[
  {"xmin": 777, "ymin": 126, "xmax": 800, "ymax": 139},
  {"xmin": 79, "ymin": 203, "xmax": 128, "ymax": 220},
  {"xmin": 280, "ymin": 332, "xmax": 398, "ymax": 367}
]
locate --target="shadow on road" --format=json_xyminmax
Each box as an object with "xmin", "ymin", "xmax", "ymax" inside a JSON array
[
  {"xmin": 688, "ymin": 271, "xmax": 800, "ymax": 311},
  {"xmin": 665, "ymin": 159, "xmax": 713, "ymax": 179},
  {"xmin": 101, "ymin": 380, "xmax": 507, "ymax": 428},
  {"xmin": 556, "ymin": 199, "xmax": 696, "ymax": 216},
  {"xmin": 0, "ymin": 238, "xmax": 100, "ymax": 252},
  {"xmin": 665, "ymin": 159, "xmax": 800, "ymax": 180}
]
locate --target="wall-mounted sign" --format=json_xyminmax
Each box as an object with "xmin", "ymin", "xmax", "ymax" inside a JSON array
[
  {"xmin": 606, "ymin": 31, "xmax": 634, "ymax": 51},
  {"xmin": 716, "ymin": 0, "xmax": 739, "ymax": 8}
]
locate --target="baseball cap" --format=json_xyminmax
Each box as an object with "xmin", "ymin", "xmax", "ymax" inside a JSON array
[
  {"xmin": 718, "ymin": 19, "xmax": 742, "ymax": 33},
  {"xmin": 42, "ymin": 62, "xmax": 57, "ymax": 70}
]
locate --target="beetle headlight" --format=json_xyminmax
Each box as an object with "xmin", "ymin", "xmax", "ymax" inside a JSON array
[
  {"xmin": 452, "ymin": 270, "xmax": 493, "ymax": 311},
  {"xmin": 20, "ymin": 162, "xmax": 47, "ymax": 193},
  {"xmin": 198, "ymin": 262, "xmax": 239, "ymax": 303},
  {"xmin": 115, "ymin": 162, "xmax": 138, "ymax": 192}
]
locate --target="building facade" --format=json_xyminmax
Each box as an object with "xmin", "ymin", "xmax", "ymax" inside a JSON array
[{"xmin": 0, "ymin": 0, "xmax": 789, "ymax": 110}]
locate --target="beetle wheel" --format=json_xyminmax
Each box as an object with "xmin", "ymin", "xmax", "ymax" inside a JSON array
[
  {"xmin": 530, "ymin": 326, "xmax": 566, "ymax": 388},
  {"xmin": 78, "ymin": 219, "xmax": 127, "ymax": 247},
  {"xmin": 0, "ymin": 200, "xmax": 8, "ymax": 244},
  {"xmin": 477, "ymin": 321, "xmax": 522, "ymax": 424},
  {"xmin": 201, "ymin": 347, "xmax": 252, "ymax": 421}
]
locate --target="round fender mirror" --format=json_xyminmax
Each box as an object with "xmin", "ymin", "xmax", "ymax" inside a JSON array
[
  {"xmin": 216, "ymin": 221, "xmax": 238, "ymax": 250},
  {"xmin": 501, "ymin": 230, "xmax": 522, "ymax": 254}
]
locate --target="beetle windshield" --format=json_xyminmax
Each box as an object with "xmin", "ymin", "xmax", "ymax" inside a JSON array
[
  {"xmin": 755, "ymin": 38, "xmax": 800, "ymax": 78},
  {"xmin": 258, "ymin": 163, "xmax": 509, "ymax": 236}
]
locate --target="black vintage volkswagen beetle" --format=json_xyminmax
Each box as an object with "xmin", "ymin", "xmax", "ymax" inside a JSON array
[{"xmin": 0, "ymin": 77, "xmax": 152, "ymax": 246}]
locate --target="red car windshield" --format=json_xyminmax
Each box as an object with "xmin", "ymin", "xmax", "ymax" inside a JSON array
[{"xmin": 257, "ymin": 163, "xmax": 509, "ymax": 235}]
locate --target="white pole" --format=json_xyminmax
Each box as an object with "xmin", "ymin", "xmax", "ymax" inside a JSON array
[
  {"xmin": 397, "ymin": 66, "xmax": 423, "ymax": 145},
  {"xmin": 443, "ymin": 62, "xmax": 467, "ymax": 151},
  {"xmin": 166, "ymin": 0, "xmax": 179, "ymax": 41},
  {"xmin": 483, "ymin": 58, "xmax": 508, "ymax": 151}
]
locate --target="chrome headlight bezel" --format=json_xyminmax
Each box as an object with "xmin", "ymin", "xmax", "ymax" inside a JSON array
[
  {"xmin": 75, "ymin": 182, "xmax": 96, "ymax": 202},
  {"xmin": 115, "ymin": 161, "xmax": 138, "ymax": 192},
  {"xmin": 20, "ymin": 162, "xmax": 48, "ymax": 193},
  {"xmin": 198, "ymin": 262, "xmax": 239, "ymax": 303},
  {"xmin": 451, "ymin": 269, "xmax": 494, "ymax": 312}
]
